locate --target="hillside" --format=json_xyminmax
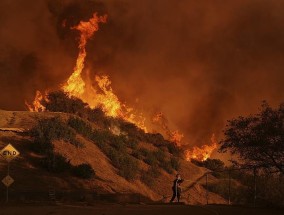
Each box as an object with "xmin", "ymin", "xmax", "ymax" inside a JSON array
[{"xmin": 0, "ymin": 109, "xmax": 226, "ymax": 204}]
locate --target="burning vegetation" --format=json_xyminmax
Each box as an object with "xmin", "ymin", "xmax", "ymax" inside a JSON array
[
  {"xmin": 185, "ymin": 134, "xmax": 218, "ymax": 162},
  {"xmin": 25, "ymin": 12, "xmax": 217, "ymax": 162}
]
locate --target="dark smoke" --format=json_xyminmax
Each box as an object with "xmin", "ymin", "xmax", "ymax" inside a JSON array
[{"xmin": 1, "ymin": 0, "xmax": 284, "ymax": 147}]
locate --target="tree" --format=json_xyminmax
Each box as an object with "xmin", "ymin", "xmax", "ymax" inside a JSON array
[{"xmin": 219, "ymin": 101, "xmax": 284, "ymax": 174}]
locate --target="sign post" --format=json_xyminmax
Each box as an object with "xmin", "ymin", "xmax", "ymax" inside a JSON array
[{"xmin": 0, "ymin": 144, "xmax": 20, "ymax": 203}]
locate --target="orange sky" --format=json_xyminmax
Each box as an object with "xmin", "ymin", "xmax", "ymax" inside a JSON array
[{"xmin": 1, "ymin": 0, "xmax": 284, "ymax": 148}]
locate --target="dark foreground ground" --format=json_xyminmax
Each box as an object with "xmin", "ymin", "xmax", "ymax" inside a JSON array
[{"xmin": 0, "ymin": 204, "xmax": 283, "ymax": 215}]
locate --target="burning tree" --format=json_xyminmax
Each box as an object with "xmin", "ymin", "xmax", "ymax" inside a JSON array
[{"xmin": 220, "ymin": 101, "xmax": 284, "ymax": 174}]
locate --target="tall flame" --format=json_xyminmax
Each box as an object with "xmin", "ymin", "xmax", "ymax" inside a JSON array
[
  {"xmin": 185, "ymin": 134, "xmax": 218, "ymax": 161},
  {"xmin": 62, "ymin": 13, "xmax": 147, "ymax": 131},
  {"xmin": 62, "ymin": 13, "xmax": 107, "ymax": 97},
  {"xmin": 26, "ymin": 13, "xmax": 218, "ymax": 155}
]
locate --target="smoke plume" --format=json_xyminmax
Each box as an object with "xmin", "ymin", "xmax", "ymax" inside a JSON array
[{"xmin": 1, "ymin": 0, "xmax": 284, "ymax": 147}]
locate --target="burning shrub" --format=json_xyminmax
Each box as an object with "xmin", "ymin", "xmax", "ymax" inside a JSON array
[
  {"xmin": 43, "ymin": 91, "xmax": 87, "ymax": 115},
  {"xmin": 72, "ymin": 163, "xmax": 95, "ymax": 179},
  {"xmin": 87, "ymin": 107, "xmax": 111, "ymax": 128},
  {"xmin": 43, "ymin": 91, "xmax": 110, "ymax": 129},
  {"xmin": 191, "ymin": 158, "xmax": 225, "ymax": 172}
]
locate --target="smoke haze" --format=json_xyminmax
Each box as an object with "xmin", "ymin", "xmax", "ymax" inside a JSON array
[{"xmin": 1, "ymin": 0, "xmax": 284, "ymax": 146}]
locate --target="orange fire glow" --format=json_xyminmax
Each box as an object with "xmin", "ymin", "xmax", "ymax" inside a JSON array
[
  {"xmin": 61, "ymin": 13, "xmax": 147, "ymax": 131},
  {"xmin": 26, "ymin": 13, "xmax": 218, "ymax": 159},
  {"xmin": 62, "ymin": 13, "xmax": 107, "ymax": 97},
  {"xmin": 185, "ymin": 134, "xmax": 218, "ymax": 161},
  {"xmin": 152, "ymin": 112, "xmax": 184, "ymax": 146},
  {"xmin": 25, "ymin": 90, "xmax": 46, "ymax": 112}
]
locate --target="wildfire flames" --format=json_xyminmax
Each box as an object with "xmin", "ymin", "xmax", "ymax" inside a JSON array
[
  {"xmin": 185, "ymin": 134, "xmax": 218, "ymax": 161},
  {"xmin": 62, "ymin": 13, "xmax": 107, "ymax": 97},
  {"xmin": 152, "ymin": 112, "xmax": 184, "ymax": 146},
  {"xmin": 27, "ymin": 13, "xmax": 146, "ymax": 131},
  {"xmin": 25, "ymin": 90, "xmax": 47, "ymax": 112},
  {"xmin": 25, "ymin": 12, "xmax": 217, "ymax": 161}
]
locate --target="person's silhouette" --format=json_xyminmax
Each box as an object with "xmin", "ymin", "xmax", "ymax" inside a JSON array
[{"xmin": 170, "ymin": 174, "xmax": 184, "ymax": 202}]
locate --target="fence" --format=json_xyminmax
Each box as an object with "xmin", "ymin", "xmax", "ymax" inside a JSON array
[{"xmin": 198, "ymin": 167, "xmax": 284, "ymax": 207}]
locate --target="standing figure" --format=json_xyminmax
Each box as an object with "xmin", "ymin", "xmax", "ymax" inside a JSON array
[{"xmin": 170, "ymin": 174, "xmax": 184, "ymax": 202}]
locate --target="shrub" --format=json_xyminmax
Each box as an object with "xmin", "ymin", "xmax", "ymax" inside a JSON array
[
  {"xmin": 119, "ymin": 121, "xmax": 145, "ymax": 141},
  {"xmin": 160, "ymin": 160, "xmax": 174, "ymax": 174},
  {"xmin": 87, "ymin": 107, "xmax": 110, "ymax": 128},
  {"xmin": 205, "ymin": 180, "xmax": 250, "ymax": 205},
  {"xmin": 108, "ymin": 135, "xmax": 127, "ymax": 152},
  {"xmin": 153, "ymin": 149, "xmax": 166, "ymax": 163},
  {"xmin": 170, "ymin": 157, "xmax": 180, "ymax": 171},
  {"xmin": 41, "ymin": 153, "xmax": 71, "ymax": 173},
  {"xmin": 72, "ymin": 163, "xmax": 95, "ymax": 179},
  {"xmin": 43, "ymin": 91, "xmax": 87, "ymax": 114},
  {"xmin": 167, "ymin": 143, "xmax": 183, "ymax": 156},
  {"xmin": 68, "ymin": 117, "xmax": 93, "ymax": 138},
  {"xmin": 106, "ymin": 148, "xmax": 139, "ymax": 180},
  {"xmin": 30, "ymin": 117, "xmax": 83, "ymax": 153},
  {"xmin": 141, "ymin": 165, "xmax": 161, "ymax": 186},
  {"xmin": 140, "ymin": 149, "xmax": 158, "ymax": 166},
  {"xmin": 144, "ymin": 133, "xmax": 166, "ymax": 146},
  {"xmin": 132, "ymin": 150, "xmax": 144, "ymax": 160}
]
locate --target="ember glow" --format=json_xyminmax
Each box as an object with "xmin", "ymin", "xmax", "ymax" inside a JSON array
[{"xmin": 185, "ymin": 134, "xmax": 218, "ymax": 161}]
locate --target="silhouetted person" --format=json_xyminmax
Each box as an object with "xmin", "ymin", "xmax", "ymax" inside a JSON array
[{"xmin": 170, "ymin": 174, "xmax": 184, "ymax": 202}]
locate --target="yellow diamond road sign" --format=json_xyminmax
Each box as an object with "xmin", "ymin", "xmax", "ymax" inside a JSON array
[
  {"xmin": 0, "ymin": 144, "xmax": 20, "ymax": 162},
  {"xmin": 2, "ymin": 175, "xmax": 14, "ymax": 187}
]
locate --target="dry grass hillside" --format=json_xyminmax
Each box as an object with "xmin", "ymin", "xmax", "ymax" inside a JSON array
[{"xmin": 0, "ymin": 108, "xmax": 226, "ymax": 204}]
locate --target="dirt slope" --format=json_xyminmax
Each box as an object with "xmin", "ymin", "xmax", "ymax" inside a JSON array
[{"xmin": 0, "ymin": 109, "xmax": 226, "ymax": 204}]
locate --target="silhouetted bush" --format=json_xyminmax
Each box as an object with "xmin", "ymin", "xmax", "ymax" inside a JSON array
[
  {"xmin": 41, "ymin": 153, "xmax": 71, "ymax": 173},
  {"xmin": 43, "ymin": 91, "xmax": 87, "ymax": 114},
  {"xmin": 72, "ymin": 163, "xmax": 95, "ymax": 179},
  {"xmin": 144, "ymin": 133, "xmax": 166, "ymax": 146},
  {"xmin": 87, "ymin": 107, "xmax": 111, "ymax": 128},
  {"xmin": 205, "ymin": 180, "xmax": 250, "ymax": 205},
  {"xmin": 167, "ymin": 143, "xmax": 183, "ymax": 157}
]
